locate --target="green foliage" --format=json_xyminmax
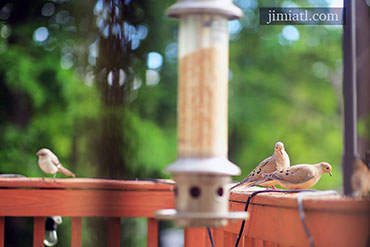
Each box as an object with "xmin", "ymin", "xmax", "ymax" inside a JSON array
[
  {"xmin": 226, "ymin": 2, "xmax": 343, "ymax": 190},
  {"xmin": 0, "ymin": 0, "xmax": 343, "ymax": 188},
  {"xmin": 125, "ymin": 108, "xmax": 177, "ymax": 177}
]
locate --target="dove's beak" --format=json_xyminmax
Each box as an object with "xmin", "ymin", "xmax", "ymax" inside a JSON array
[
  {"xmin": 280, "ymin": 150, "xmax": 283, "ymax": 155},
  {"xmin": 329, "ymin": 171, "xmax": 332, "ymax": 176}
]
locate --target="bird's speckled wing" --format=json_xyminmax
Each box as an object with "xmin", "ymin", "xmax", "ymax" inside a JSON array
[
  {"xmin": 245, "ymin": 156, "xmax": 272, "ymax": 182},
  {"xmin": 231, "ymin": 156, "xmax": 274, "ymax": 189},
  {"xmin": 264, "ymin": 166, "xmax": 314, "ymax": 184}
]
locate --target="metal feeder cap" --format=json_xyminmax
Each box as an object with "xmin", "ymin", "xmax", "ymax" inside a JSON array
[
  {"xmin": 166, "ymin": 0, "xmax": 243, "ymax": 20},
  {"xmin": 166, "ymin": 157, "xmax": 241, "ymax": 176}
]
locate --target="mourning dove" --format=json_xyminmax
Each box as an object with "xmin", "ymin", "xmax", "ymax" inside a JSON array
[
  {"xmin": 262, "ymin": 162, "xmax": 332, "ymax": 189},
  {"xmin": 351, "ymin": 159, "xmax": 370, "ymax": 197},
  {"xmin": 36, "ymin": 148, "xmax": 75, "ymax": 180},
  {"xmin": 230, "ymin": 142, "xmax": 290, "ymax": 190}
]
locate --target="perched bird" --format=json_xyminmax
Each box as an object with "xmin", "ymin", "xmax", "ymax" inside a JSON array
[
  {"xmin": 230, "ymin": 142, "xmax": 290, "ymax": 190},
  {"xmin": 351, "ymin": 159, "xmax": 370, "ymax": 197},
  {"xmin": 36, "ymin": 148, "xmax": 75, "ymax": 180},
  {"xmin": 262, "ymin": 162, "xmax": 332, "ymax": 189}
]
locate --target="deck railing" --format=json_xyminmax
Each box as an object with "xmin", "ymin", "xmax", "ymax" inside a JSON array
[
  {"xmin": 0, "ymin": 178, "xmax": 174, "ymax": 247},
  {"xmin": 0, "ymin": 178, "xmax": 369, "ymax": 247}
]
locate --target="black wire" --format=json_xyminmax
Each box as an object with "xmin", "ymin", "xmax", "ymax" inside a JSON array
[
  {"xmin": 207, "ymin": 227, "xmax": 215, "ymax": 247},
  {"xmin": 233, "ymin": 189, "xmax": 318, "ymax": 247}
]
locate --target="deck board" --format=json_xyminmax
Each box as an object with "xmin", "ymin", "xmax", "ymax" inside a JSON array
[
  {"xmin": 33, "ymin": 217, "xmax": 44, "ymax": 247},
  {"xmin": 71, "ymin": 217, "xmax": 82, "ymax": 247},
  {"xmin": 0, "ymin": 217, "xmax": 4, "ymax": 247},
  {"xmin": 0, "ymin": 177, "xmax": 175, "ymax": 190},
  {"xmin": 147, "ymin": 218, "xmax": 158, "ymax": 247},
  {"xmin": 0, "ymin": 189, "xmax": 175, "ymax": 217},
  {"xmin": 229, "ymin": 189, "xmax": 370, "ymax": 247},
  {"xmin": 107, "ymin": 217, "xmax": 120, "ymax": 247}
]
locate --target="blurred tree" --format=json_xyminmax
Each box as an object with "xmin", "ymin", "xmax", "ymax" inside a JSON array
[{"xmin": 0, "ymin": 0, "xmax": 175, "ymax": 246}]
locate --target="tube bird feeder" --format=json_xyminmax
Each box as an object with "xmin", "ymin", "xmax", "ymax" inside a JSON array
[{"xmin": 156, "ymin": 0, "xmax": 247, "ymax": 227}]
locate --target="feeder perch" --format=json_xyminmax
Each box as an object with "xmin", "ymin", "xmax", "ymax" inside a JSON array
[{"xmin": 155, "ymin": 0, "xmax": 248, "ymax": 227}]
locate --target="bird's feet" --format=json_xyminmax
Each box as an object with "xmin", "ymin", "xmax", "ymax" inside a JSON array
[{"xmin": 272, "ymin": 185, "xmax": 277, "ymax": 190}]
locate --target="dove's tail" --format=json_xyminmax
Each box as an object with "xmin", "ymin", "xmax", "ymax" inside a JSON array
[
  {"xmin": 59, "ymin": 166, "xmax": 75, "ymax": 177},
  {"xmin": 230, "ymin": 177, "xmax": 272, "ymax": 190},
  {"xmin": 230, "ymin": 181, "xmax": 253, "ymax": 190}
]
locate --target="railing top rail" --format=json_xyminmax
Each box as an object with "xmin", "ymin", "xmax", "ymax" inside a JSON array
[
  {"xmin": 0, "ymin": 178, "xmax": 368, "ymax": 214},
  {"xmin": 0, "ymin": 177, "xmax": 175, "ymax": 191},
  {"xmin": 230, "ymin": 188, "xmax": 370, "ymax": 213}
]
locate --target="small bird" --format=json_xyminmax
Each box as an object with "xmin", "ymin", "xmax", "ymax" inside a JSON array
[
  {"xmin": 36, "ymin": 148, "xmax": 75, "ymax": 180},
  {"xmin": 351, "ymin": 159, "xmax": 370, "ymax": 197},
  {"xmin": 262, "ymin": 162, "xmax": 332, "ymax": 189},
  {"xmin": 230, "ymin": 142, "xmax": 290, "ymax": 190}
]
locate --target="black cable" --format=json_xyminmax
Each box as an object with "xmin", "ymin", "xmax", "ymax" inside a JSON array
[
  {"xmin": 233, "ymin": 189, "xmax": 318, "ymax": 247},
  {"xmin": 207, "ymin": 227, "xmax": 215, "ymax": 247}
]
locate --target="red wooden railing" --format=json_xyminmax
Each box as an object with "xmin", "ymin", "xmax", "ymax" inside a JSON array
[
  {"xmin": 0, "ymin": 178, "xmax": 174, "ymax": 247},
  {"xmin": 0, "ymin": 178, "xmax": 369, "ymax": 247},
  {"xmin": 202, "ymin": 189, "xmax": 369, "ymax": 247}
]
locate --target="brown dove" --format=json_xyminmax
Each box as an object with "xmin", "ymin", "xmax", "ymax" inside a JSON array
[
  {"xmin": 36, "ymin": 148, "xmax": 75, "ymax": 180},
  {"xmin": 230, "ymin": 142, "xmax": 290, "ymax": 190},
  {"xmin": 262, "ymin": 162, "xmax": 332, "ymax": 189}
]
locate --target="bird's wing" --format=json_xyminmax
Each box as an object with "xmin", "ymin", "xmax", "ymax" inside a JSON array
[
  {"xmin": 257, "ymin": 156, "xmax": 273, "ymax": 170},
  {"xmin": 49, "ymin": 152, "xmax": 75, "ymax": 177},
  {"xmin": 265, "ymin": 165, "xmax": 315, "ymax": 184},
  {"xmin": 246, "ymin": 157, "xmax": 272, "ymax": 181},
  {"xmin": 230, "ymin": 157, "xmax": 274, "ymax": 190},
  {"xmin": 50, "ymin": 153, "xmax": 61, "ymax": 167}
]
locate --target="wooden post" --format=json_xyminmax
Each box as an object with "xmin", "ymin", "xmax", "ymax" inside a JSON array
[
  {"xmin": 147, "ymin": 218, "xmax": 158, "ymax": 247},
  {"xmin": 0, "ymin": 217, "xmax": 4, "ymax": 247},
  {"xmin": 185, "ymin": 228, "xmax": 207, "ymax": 247},
  {"xmin": 224, "ymin": 231, "xmax": 237, "ymax": 246},
  {"xmin": 342, "ymin": 0, "xmax": 357, "ymax": 195},
  {"xmin": 33, "ymin": 217, "xmax": 45, "ymax": 247},
  {"xmin": 214, "ymin": 228, "xmax": 224, "ymax": 246},
  {"xmin": 71, "ymin": 217, "xmax": 82, "ymax": 247},
  {"xmin": 107, "ymin": 217, "xmax": 120, "ymax": 247}
]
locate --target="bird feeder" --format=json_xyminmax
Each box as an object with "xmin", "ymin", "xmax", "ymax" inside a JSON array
[{"xmin": 156, "ymin": 0, "xmax": 247, "ymax": 227}]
